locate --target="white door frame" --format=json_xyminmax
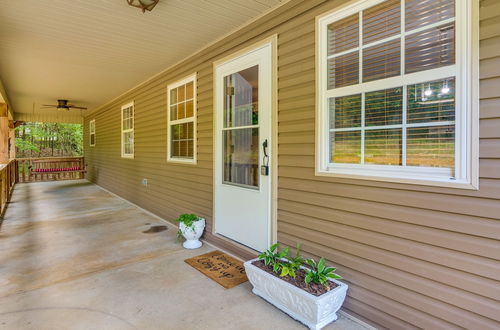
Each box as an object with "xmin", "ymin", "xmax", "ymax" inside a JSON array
[{"xmin": 212, "ymin": 35, "xmax": 278, "ymax": 251}]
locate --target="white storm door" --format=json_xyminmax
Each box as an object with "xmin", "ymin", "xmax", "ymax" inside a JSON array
[{"xmin": 214, "ymin": 43, "xmax": 273, "ymax": 252}]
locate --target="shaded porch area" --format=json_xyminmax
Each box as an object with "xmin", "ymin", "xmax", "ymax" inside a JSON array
[{"xmin": 0, "ymin": 180, "xmax": 365, "ymax": 330}]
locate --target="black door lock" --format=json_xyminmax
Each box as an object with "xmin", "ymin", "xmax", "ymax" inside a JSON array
[{"xmin": 261, "ymin": 165, "xmax": 269, "ymax": 176}]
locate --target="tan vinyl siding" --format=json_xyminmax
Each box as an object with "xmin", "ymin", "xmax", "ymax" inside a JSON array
[{"xmin": 84, "ymin": 0, "xmax": 500, "ymax": 328}]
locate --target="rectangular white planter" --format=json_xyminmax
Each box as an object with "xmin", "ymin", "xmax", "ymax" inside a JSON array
[{"xmin": 244, "ymin": 258, "xmax": 348, "ymax": 330}]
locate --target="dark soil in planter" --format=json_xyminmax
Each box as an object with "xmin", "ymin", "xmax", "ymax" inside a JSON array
[{"xmin": 252, "ymin": 260, "xmax": 337, "ymax": 296}]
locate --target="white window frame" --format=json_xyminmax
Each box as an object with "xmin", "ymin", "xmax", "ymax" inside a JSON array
[
  {"xmin": 315, "ymin": 0, "xmax": 479, "ymax": 189},
  {"xmin": 89, "ymin": 119, "xmax": 96, "ymax": 147},
  {"xmin": 121, "ymin": 101, "xmax": 134, "ymax": 159},
  {"xmin": 167, "ymin": 73, "xmax": 197, "ymax": 164}
]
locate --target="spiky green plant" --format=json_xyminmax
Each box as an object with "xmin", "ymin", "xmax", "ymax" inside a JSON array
[
  {"xmin": 258, "ymin": 243, "xmax": 289, "ymax": 274},
  {"xmin": 304, "ymin": 257, "xmax": 342, "ymax": 286},
  {"xmin": 279, "ymin": 243, "xmax": 304, "ymax": 278}
]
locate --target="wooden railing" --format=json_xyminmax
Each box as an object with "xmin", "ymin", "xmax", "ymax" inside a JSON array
[
  {"xmin": 16, "ymin": 157, "xmax": 85, "ymax": 183},
  {"xmin": 0, "ymin": 160, "xmax": 17, "ymax": 214}
]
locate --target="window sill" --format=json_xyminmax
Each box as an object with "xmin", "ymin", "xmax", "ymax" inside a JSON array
[
  {"xmin": 167, "ymin": 157, "xmax": 197, "ymax": 165},
  {"xmin": 315, "ymin": 167, "xmax": 478, "ymax": 190},
  {"xmin": 121, "ymin": 154, "xmax": 134, "ymax": 159}
]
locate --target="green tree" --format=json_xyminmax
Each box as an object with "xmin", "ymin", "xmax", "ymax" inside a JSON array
[{"xmin": 15, "ymin": 122, "xmax": 83, "ymax": 158}]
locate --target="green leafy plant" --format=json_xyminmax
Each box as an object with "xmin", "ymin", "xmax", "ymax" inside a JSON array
[
  {"xmin": 279, "ymin": 243, "xmax": 304, "ymax": 278},
  {"xmin": 175, "ymin": 213, "xmax": 201, "ymax": 239},
  {"xmin": 304, "ymin": 257, "xmax": 342, "ymax": 286},
  {"xmin": 15, "ymin": 122, "xmax": 83, "ymax": 158},
  {"xmin": 258, "ymin": 243, "xmax": 289, "ymax": 274}
]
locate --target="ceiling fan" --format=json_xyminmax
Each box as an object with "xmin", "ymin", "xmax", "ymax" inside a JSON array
[{"xmin": 41, "ymin": 99, "xmax": 87, "ymax": 111}]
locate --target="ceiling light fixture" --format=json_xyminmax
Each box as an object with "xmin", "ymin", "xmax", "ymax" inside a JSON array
[
  {"xmin": 441, "ymin": 80, "xmax": 450, "ymax": 94},
  {"xmin": 424, "ymin": 83, "xmax": 433, "ymax": 97},
  {"xmin": 126, "ymin": 0, "xmax": 159, "ymax": 13}
]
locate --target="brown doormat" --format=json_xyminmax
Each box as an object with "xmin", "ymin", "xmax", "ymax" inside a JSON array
[{"xmin": 184, "ymin": 250, "xmax": 248, "ymax": 289}]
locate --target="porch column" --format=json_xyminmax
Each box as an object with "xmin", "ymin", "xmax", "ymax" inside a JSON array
[
  {"xmin": 0, "ymin": 103, "xmax": 9, "ymax": 163},
  {"xmin": 9, "ymin": 121, "xmax": 15, "ymax": 159}
]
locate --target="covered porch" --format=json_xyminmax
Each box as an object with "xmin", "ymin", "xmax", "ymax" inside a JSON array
[
  {"xmin": 1, "ymin": 0, "xmax": 499, "ymax": 329},
  {"xmin": 0, "ymin": 180, "xmax": 364, "ymax": 329}
]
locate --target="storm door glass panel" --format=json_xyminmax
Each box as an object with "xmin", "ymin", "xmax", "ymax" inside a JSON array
[{"xmin": 222, "ymin": 65, "xmax": 259, "ymax": 188}]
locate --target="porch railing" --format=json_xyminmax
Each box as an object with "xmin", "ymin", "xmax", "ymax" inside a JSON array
[
  {"xmin": 16, "ymin": 157, "xmax": 86, "ymax": 183},
  {"xmin": 0, "ymin": 160, "xmax": 16, "ymax": 214}
]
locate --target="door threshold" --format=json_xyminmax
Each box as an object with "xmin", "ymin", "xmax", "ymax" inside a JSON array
[{"xmin": 204, "ymin": 232, "xmax": 259, "ymax": 261}]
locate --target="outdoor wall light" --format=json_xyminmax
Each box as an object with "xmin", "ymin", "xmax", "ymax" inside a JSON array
[{"xmin": 126, "ymin": 0, "xmax": 159, "ymax": 13}]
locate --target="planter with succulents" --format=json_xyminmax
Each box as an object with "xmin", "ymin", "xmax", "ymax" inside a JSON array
[
  {"xmin": 175, "ymin": 214, "xmax": 205, "ymax": 249},
  {"xmin": 243, "ymin": 244, "xmax": 348, "ymax": 330}
]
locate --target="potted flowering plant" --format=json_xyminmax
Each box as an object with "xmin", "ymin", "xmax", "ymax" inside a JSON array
[
  {"xmin": 244, "ymin": 243, "xmax": 348, "ymax": 330},
  {"xmin": 175, "ymin": 214, "xmax": 205, "ymax": 249}
]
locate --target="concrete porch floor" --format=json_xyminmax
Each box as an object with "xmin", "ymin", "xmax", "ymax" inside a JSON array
[{"xmin": 0, "ymin": 180, "xmax": 368, "ymax": 330}]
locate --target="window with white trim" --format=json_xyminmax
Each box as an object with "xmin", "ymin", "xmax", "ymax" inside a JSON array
[
  {"xmin": 121, "ymin": 102, "xmax": 134, "ymax": 158},
  {"xmin": 317, "ymin": 0, "xmax": 477, "ymax": 187},
  {"xmin": 89, "ymin": 119, "xmax": 96, "ymax": 147},
  {"xmin": 167, "ymin": 74, "xmax": 196, "ymax": 163}
]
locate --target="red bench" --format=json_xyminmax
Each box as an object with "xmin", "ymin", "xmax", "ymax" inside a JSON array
[
  {"xmin": 32, "ymin": 167, "xmax": 83, "ymax": 173},
  {"xmin": 28, "ymin": 158, "xmax": 87, "ymax": 180}
]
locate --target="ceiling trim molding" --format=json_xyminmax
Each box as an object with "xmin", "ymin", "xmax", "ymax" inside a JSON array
[{"xmin": 14, "ymin": 112, "xmax": 83, "ymax": 124}]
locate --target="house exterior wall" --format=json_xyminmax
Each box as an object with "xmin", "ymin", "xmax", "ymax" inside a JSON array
[{"xmin": 83, "ymin": 0, "xmax": 500, "ymax": 328}]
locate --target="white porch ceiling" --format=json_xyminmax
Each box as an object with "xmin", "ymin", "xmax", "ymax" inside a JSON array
[{"xmin": 0, "ymin": 0, "xmax": 286, "ymax": 123}]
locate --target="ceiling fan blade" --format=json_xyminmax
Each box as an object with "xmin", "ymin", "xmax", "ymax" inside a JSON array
[
  {"xmin": 40, "ymin": 105, "xmax": 58, "ymax": 108},
  {"xmin": 68, "ymin": 106, "xmax": 87, "ymax": 110}
]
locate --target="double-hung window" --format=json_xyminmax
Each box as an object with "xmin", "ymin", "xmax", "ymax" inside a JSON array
[
  {"xmin": 121, "ymin": 102, "xmax": 134, "ymax": 158},
  {"xmin": 167, "ymin": 73, "xmax": 197, "ymax": 163},
  {"xmin": 316, "ymin": 0, "xmax": 478, "ymax": 188},
  {"xmin": 89, "ymin": 119, "xmax": 96, "ymax": 147}
]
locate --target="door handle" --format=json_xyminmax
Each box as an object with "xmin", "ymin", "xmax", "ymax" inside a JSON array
[
  {"xmin": 262, "ymin": 139, "xmax": 269, "ymax": 158},
  {"xmin": 261, "ymin": 139, "xmax": 269, "ymax": 176}
]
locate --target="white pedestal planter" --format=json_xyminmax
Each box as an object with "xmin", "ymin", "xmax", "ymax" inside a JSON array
[
  {"xmin": 244, "ymin": 258, "xmax": 348, "ymax": 330},
  {"xmin": 179, "ymin": 218, "xmax": 205, "ymax": 249}
]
